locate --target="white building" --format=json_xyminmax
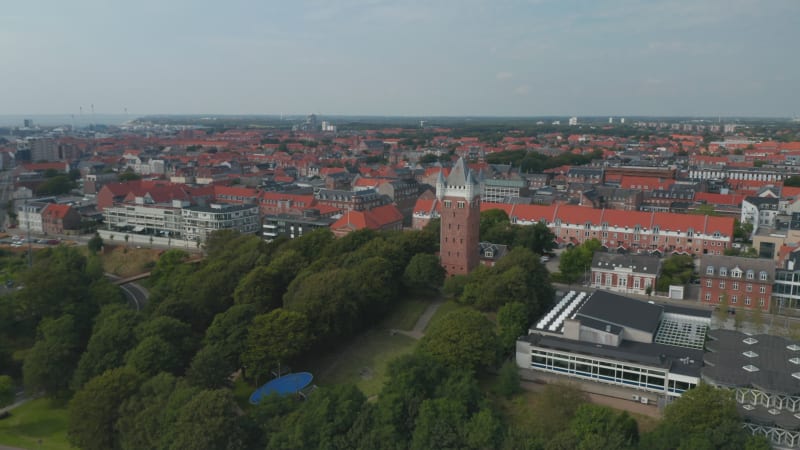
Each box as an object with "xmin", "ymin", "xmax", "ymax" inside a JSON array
[
  {"xmin": 517, "ymin": 290, "xmax": 709, "ymax": 400},
  {"xmin": 104, "ymin": 199, "xmax": 260, "ymax": 242},
  {"xmin": 16, "ymin": 200, "xmax": 50, "ymax": 234},
  {"xmin": 740, "ymin": 196, "xmax": 779, "ymax": 234},
  {"xmin": 568, "ymin": 116, "xmax": 578, "ymax": 126}
]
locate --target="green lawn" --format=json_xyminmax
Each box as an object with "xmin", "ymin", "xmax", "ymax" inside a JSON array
[
  {"xmin": 0, "ymin": 398, "xmax": 74, "ymax": 450},
  {"xmin": 380, "ymin": 298, "xmax": 430, "ymax": 331},
  {"xmin": 313, "ymin": 330, "xmax": 417, "ymax": 397}
]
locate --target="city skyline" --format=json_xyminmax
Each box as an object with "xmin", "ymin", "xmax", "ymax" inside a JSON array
[{"xmin": 3, "ymin": 0, "xmax": 799, "ymax": 117}]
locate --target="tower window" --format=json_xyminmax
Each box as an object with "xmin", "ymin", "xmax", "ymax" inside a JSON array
[
  {"xmin": 457, "ymin": 201, "xmax": 465, "ymax": 209},
  {"xmin": 444, "ymin": 200, "xmax": 451, "ymax": 208}
]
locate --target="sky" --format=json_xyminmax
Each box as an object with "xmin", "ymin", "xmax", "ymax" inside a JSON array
[{"xmin": 2, "ymin": 0, "xmax": 799, "ymax": 118}]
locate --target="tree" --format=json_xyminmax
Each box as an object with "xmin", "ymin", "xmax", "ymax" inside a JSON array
[
  {"xmin": 23, "ymin": 314, "xmax": 81, "ymax": 397},
  {"xmin": 410, "ymin": 398, "xmax": 467, "ymax": 450},
  {"xmin": 464, "ymin": 408, "xmax": 504, "ymax": 450},
  {"xmin": 88, "ymin": 233, "xmax": 103, "ymax": 255},
  {"xmin": 203, "ymin": 304, "xmax": 256, "ymax": 370},
  {"xmin": 640, "ymin": 383, "xmax": 768, "ymax": 450},
  {"xmin": 480, "ymin": 209, "xmax": 510, "ymax": 239},
  {"xmin": 785, "ymin": 175, "xmax": 800, "ymax": 187},
  {"xmin": 72, "ymin": 305, "xmax": 140, "ymax": 389},
  {"xmin": 497, "ymin": 302, "xmax": 530, "ymax": 353},
  {"xmin": 186, "ymin": 344, "xmax": 236, "ymax": 389},
  {"xmin": 443, "ymin": 274, "xmax": 469, "ymax": 299},
  {"xmin": 117, "ymin": 373, "xmax": 198, "ymax": 450},
  {"xmin": 403, "ymin": 253, "xmax": 446, "ymax": 291},
  {"xmin": 656, "ymin": 254, "xmax": 695, "ymax": 292},
  {"xmin": 494, "ymin": 360, "xmax": 521, "ymax": 398},
  {"xmin": 68, "ymin": 367, "xmax": 144, "ymax": 450},
  {"xmin": 125, "ymin": 336, "xmax": 182, "ymax": 376},
  {"xmin": 715, "ymin": 293, "xmax": 730, "ymax": 326},
  {"xmin": 419, "ymin": 309, "xmax": 497, "ymax": 371},
  {"xmin": 569, "ymin": 404, "xmax": 638, "ymax": 450},
  {"xmin": 168, "ymin": 389, "xmax": 249, "ymax": 450},
  {"xmin": 118, "ymin": 171, "xmax": 141, "ymax": 182},
  {"xmin": 242, "ymin": 309, "xmax": 312, "ymax": 383},
  {"xmin": 0, "ymin": 375, "xmax": 14, "ymax": 408},
  {"xmin": 529, "ymin": 382, "xmax": 587, "ymax": 436},
  {"xmin": 266, "ymin": 384, "xmax": 366, "ymax": 450},
  {"xmin": 733, "ymin": 219, "xmax": 754, "ymax": 243},
  {"xmin": 558, "ymin": 239, "xmax": 601, "ymax": 285},
  {"xmin": 513, "ymin": 221, "xmax": 556, "ymax": 255}
]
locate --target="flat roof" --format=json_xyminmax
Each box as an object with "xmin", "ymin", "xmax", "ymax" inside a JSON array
[
  {"xmin": 703, "ymin": 329, "xmax": 800, "ymax": 396},
  {"xmin": 577, "ymin": 290, "xmax": 663, "ymax": 335}
]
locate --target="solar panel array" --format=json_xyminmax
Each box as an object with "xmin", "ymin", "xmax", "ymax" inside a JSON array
[{"xmin": 535, "ymin": 291, "xmax": 588, "ymax": 333}]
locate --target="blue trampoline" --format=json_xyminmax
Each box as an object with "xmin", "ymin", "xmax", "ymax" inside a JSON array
[{"xmin": 249, "ymin": 372, "xmax": 314, "ymax": 404}]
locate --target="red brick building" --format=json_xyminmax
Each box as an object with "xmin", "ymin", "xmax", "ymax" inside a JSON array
[
  {"xmin": 437, "ymin": 158, "xmax": 480, "ymax": 276},
  {"xmin": 41, "ymin": 204, "xmax": 81, "ymax": 235},
  {"xmin": 699, "ymin": 255, "xmax": 774, "ymax": 311},
  {"xmin": 481, "ymin": 203, "xmax": 734, "ymax": 256}
]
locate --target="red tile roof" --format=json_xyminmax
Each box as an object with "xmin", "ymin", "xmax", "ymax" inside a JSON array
[
  {"xmin": 694, "ymin": 192, "xmax": 744, "ymax": 206},
  {"xmin": 330, "ymin": 204, "xmax": 404, "ymax": 232},
  {"xmin": 42, "ymin": 203, "xmax": 72, "ymax": 219}
]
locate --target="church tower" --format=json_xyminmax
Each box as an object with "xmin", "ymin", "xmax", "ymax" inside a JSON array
[{"xmin": 437, "ymin": 157, "xmax": 481, "ymax": 276}]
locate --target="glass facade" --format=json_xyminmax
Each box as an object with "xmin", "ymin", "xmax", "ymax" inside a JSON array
[{"xmin": 528, "ymin": 348, "xmax": 696, "ymax": 397}]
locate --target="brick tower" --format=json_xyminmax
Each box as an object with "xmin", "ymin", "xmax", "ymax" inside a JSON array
[{"xmin": 437, "ymin": 157, "xmax": 480, "ymax": 276}]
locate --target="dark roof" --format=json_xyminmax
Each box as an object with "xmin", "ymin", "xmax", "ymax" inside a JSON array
[
  {"xmin": 744, "ymin": 196, "xmax": 779, "ymax": 207},
  {"xmin": 662, "ymin": 304, "xmax": 712, "ymax": 319},
  {"xmin": 577, "ymin": 290, "xmax": 663, "ymax": 334},
  {"xmin": 591, "ymin": 253, "xmax": 661, "ymax": 275},
  {"xmin": 522, "ymin": 333, "xmax": 703, "ymax": 377},
  {"xmin": 703, "ymin": 329, "xmax": 800, "ymax": 396},
  {"xmin": 578, "ymin": 316, "xmax": 623, "ymax": 335}
]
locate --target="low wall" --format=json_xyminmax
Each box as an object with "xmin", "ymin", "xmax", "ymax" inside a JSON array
[{"xmin": 97, "ymin": 230, "xmax": 200, "ymax": 250}]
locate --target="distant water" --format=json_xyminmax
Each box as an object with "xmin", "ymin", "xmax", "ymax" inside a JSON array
[{"xmin": 0, "ymin": 114, "xmax": 133, "ymax": 127}]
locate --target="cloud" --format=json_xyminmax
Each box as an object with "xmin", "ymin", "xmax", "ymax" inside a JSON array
[
  {"xmin": 514, "ymin": 85, "xmax": 531, "ymax": 95},
  {"xmin": 495, "ymin": 72, "xmax": 513, "ymax": 80}
]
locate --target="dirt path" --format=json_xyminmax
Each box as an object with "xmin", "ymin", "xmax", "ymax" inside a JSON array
[{"xmin": 393, "ymin": 299, "xmax": 444, "ymax": 340}]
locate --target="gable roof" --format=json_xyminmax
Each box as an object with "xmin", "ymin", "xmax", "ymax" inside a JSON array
[
  {"xmin": 42, "ymin": 203, "xmax": 72, "ymax": 219},
  {"xmin": 330, "ymin": 204, "xmax": 404, "ymax": 232}
]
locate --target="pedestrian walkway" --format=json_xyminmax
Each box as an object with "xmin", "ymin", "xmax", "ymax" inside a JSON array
[{"xmin": 392, "ymin": 299, "xmax": 444, "ymax": 340}]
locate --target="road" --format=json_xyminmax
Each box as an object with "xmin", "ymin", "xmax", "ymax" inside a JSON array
[{"xmin": 104, "ymin": 273, "xmax": 150, "ymax": 311}]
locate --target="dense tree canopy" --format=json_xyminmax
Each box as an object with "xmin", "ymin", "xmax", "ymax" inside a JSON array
[
  {"xmin": 656, "ymin": 254, "xmax": 695, "ymax": 292},
  {"xmin": 558, "ymin": 238, "xmax": 602, "ymax": 284},
  {"xmin": 419, "ymin": 309, "xmax": 497, "ymax": 371},
  {"xmin": 242, "ymin": 308, "xmax": 312, "ymax": 383},
  {"xmin": 641, "ymin": 383, "xmax": 770, "ymax": 450},
  {"xmin": 23, "ymin": 314, "xmax": 81, "ymax": 396},
  {"xmin": 68, "ymin": 367, "xmax": 144, "ymax": 450}
]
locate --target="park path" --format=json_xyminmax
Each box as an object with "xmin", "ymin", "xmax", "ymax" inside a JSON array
[{"xmin": 393, "ymin": 299, "xmax": 444, "ymax": 340}]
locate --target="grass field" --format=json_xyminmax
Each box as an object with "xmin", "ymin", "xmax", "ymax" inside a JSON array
[
  {"xmin": 380, "ymin": 298, "xmax": 430, "ymax": 331},
  {"xmin": 0, "ymin": 399, "xmax": 74, "ymax": 450},
  {"xmin": 314, "ymin": 330, "xmax": 417, "ymax": 397},
  {"xmin": 494, "ymin": 387, "xmax": 661, "ymax": 438},
  {"xmin": 99, "ymin": 245, "xmax": 161, "ymax": 278}
]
